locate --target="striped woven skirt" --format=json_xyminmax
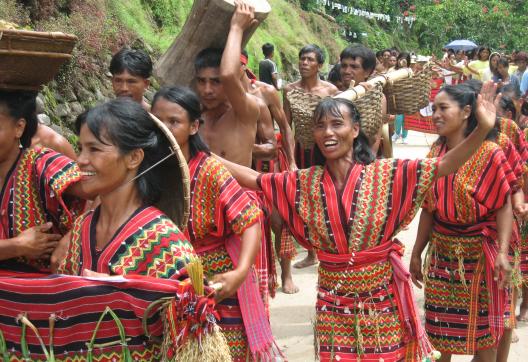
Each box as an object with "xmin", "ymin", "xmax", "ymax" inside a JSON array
[
  {"xmin": 199, "ymin": 245, "xmax": 249, "ymax": 361},
  {"xmin": 520, "ymin": 221, "xmax": 528, "ymax": 285},
  {"xmin": 316, "ymin": 260, "xmax": 420, "ymax": 362},
  {"xmin": 424, "ymin": 232, "xmax": 511, "ymax": 355},
  {"xmin": 0, "ymin": 273, "xmax": 192, "ymax": 361}
]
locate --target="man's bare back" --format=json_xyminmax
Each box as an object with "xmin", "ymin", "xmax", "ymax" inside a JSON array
[{"xmin": 249, "ymin": 80, "xmax": 296, "ymax": 168}]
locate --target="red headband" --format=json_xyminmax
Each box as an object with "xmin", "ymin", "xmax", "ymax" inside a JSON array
[
  {"xmin": 240, "ymin": 54, "xmax": 257, "ymax": 80},
  {"xmin": 240, "ymin": 54, "xmax": 248, "ymax": 65}
]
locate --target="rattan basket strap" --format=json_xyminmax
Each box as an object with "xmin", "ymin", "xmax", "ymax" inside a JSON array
[{"xmin": 334, "ymin": 68, "xmax": 413, "ymax": 102}]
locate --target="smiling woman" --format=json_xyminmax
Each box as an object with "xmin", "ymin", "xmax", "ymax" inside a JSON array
[
  {"xmin": 54, "ymin": 98, "xmax": 194, "ymax": 277},
  {"xmin": 217, "ymin": 90, "xmax": 497, "ymax": 360},
  {"xmin": 0, "ymin": 90, "xmax": 86, "ymax": 273}
]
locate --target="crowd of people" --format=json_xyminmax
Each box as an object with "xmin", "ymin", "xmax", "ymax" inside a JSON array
[{"xmin": 2, "ymin": 1, "xmax": 528, "ymax": 361}]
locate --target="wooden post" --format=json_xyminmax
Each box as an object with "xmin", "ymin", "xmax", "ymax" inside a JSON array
[{"xmin": 154, "ymin": 0, "xmax": 271, "ymax": 87}]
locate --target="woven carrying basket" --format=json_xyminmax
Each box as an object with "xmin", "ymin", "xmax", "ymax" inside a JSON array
[
  {"xmin": 287, "ymin": 88, "xmax": 322, "ymax": 149},
  {"xmin": 353, "ymin": 83, "xmax": 384, "ymax": 139},
  {"xmin": 384, "ymin": 65, "xmax": 433, "ymax": 115},
  {"xmin": 0, "ymin": 29, "xmax": 77, "ymax": 90}
]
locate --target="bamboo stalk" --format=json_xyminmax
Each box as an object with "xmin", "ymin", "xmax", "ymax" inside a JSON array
[
  {"xmin": 334, "ymin": 68, "xmax": 414, "ymax": 102},
  {"xmin": 0, "ymin": 49, "xmax": 72, "ymax": 58}
]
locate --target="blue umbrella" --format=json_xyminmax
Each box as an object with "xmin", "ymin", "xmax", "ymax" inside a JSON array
[{"xmin": 444, "ymin": 40, "xmax": 478, "ymax": 51}]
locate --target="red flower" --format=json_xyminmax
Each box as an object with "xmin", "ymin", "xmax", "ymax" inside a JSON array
[
  {"xmin": 403, "ymin": 10, "xmax": 409, "ymax": 16},
  {"xmin": 482, "ymin": 6, "xmax": 488, "ymax": 14},
  {"xmin": 410, "ymin": 5, "xmax": 416, "ymax": 11}
]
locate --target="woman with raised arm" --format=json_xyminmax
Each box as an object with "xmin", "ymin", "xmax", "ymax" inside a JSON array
[
  {"xmin": 410, "ymin": 84, "xmax": 515, "ymax": 362},
  {"xmin": 0, "ymin": 90, "xmax": 87, "ymax": 273},
  {"xmin": 151, "ymin": 86, "xmax": 281, "ymax": 361},
  {"xmin": 218, "ymin": 82, "xmax": 497, "ymax": 361}
]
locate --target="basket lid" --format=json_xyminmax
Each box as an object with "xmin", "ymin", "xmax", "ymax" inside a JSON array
[{"xmin": 0, "ymin": 29, "xmax": 77, "ymax": 91}]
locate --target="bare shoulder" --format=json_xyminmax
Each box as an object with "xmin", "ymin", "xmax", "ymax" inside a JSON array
[
  {"xmin": 319, "ymin": 80, "xmax": 339, "ymax": 96},
  {"xmin": 284, "ymin": 80, "xmax": 301, "ymax": 93},
  {"xmin": 255, "ymin": 80, "xmax": 276, "ymax": 94}
]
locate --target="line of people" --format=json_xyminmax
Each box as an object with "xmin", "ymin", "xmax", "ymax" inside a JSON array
[{"xmin": 2, "ymin": 1, "xmax": 528, "ymax": 361}]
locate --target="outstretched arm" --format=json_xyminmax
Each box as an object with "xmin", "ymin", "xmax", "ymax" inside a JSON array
[
  {"xmin": 221, "ymin": 1, "xmax": 260, "ymax": 123},
  {"xmin": 437, "ymin": 81, "xmax": 497, "ymax": 178},
  {"xmin": 216, "ymin": 155, "xmax": 261, "ymax": 190}
]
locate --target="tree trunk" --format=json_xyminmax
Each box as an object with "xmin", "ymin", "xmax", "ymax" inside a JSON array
[{"xmin": 154, "ymin": 0, "xmax": 270, "ymax": 87}]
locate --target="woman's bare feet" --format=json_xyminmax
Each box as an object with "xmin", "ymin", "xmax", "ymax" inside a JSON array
[{"xmin": 293, "ymin": 249, "xmax": 318, "ymax": 269}]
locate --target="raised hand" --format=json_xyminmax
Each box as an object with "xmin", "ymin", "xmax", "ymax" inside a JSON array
[
  {"xmin": 231, "ymin": 0, "xmax": 257, "ymax": 31},
  {"xmin": 475, "ymin": 81, "xmax": 497, "ymax": 132}
]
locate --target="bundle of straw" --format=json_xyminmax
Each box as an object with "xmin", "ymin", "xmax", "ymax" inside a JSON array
[{"xmin": 157, "ymin": 258, "xmax": 231, "ymax": 361}]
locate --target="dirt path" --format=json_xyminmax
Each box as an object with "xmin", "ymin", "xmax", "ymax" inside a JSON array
[{"xmin": 269, "ymin": 131, "xmax": 528, "ymax": 361}]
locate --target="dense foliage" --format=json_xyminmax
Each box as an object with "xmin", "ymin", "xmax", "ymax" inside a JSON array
[{"xmin": 300, "ymin": 0, "xmax": 528, "ymax": 53}]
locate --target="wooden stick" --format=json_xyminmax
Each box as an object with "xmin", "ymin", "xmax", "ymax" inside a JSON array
[
  {"xmin": 0, "ymin": 49, "xmax": 72, "ymax": 59},
  {"xmin": 334, "ymin": 68, "xmax": 414, "ymax": 101}
]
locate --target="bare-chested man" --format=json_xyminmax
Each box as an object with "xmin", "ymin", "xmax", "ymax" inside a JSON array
[
  {"xmin": 283, "ymin": 44, "xmax": 339, "ymax": 269},
  {"xmin": 194, "ymin": 3, "xmax": 281, "ymax": 305},
  {"xmin": 241, "ymin": 51, "xmax": 300, "ymax": 293},
  {"xmin": 109, "ymin": 47, "xmax": 152, "ymax": 111},
  {"xmin": 194, "ymin": 6, "xmax": 260, "ymax": 167},
  {"xmin": 241, "ymin": 52, "xmax": 296, "ymax": 170},
  {"xmin": 239, "ymin": 52, "xmax": 277, "ymax": 167}
]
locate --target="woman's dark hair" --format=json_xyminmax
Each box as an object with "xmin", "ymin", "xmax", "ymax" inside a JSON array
[
  {"xmin": 521, "ymin": 101, "xmax": 528, "ymax": 117},
  {"xmin": 497, "ymin": 57, "xmax": 509, "ymax": 69},
  {"xmin": 299, "ymin": 44, "xmax": 325, "ymax": 64},
  {"xmin": 327, "ymin": 64, "xmax": 342, "ymax": 84},
  {"xmin": 75, "ymin": 98, "xmax": 183, "ymax": 219},
  {"xmin": 312, "ymin": 98, "xmax": 375, "ymax": 166},
  {"xmin": 499, "ymin": 96, "xmax": 516, "ymax": 120},
  {"xmin": 436, "ymin": 84, "xmax": 496, "ymax": 142},
  {"xmin": 396, "ymin": 52, "xmax": 411, "ymax": 70},
  {"xmin": 0, "ymin": 90, "xmax": 39, "ymax": 148},
  {"xmin": 109, "ymin": 48, "xmax": 152, "ymax": 79},
  {"xmin": 477, "ymin": 46, "xmax": 491, "ymax": 61},
  {"xmin": 152, "ymin": 86, "xmax": 210, "ymax": 158}
]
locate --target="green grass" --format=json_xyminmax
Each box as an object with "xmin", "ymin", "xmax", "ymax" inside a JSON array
[
  {"xmin": 108, "ymin": 0, "xmax": 192, "ymax": 52},
  {"xmin": 110, "ymin": 0, "xmax": 346, "ymax": 78}
]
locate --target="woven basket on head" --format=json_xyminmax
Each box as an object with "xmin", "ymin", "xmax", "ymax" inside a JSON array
[
  {"xmin": 352, "ymin": 83, "xmax": 384, "ymax": 139},
  {"xmin": 0, "ymin": 29, "xmax": 77, "ymax": 90},
  {"xmin": 384, "ymin": 64, "xmax": 433, "ymax": 115},
  {"xmin": 148, "ymin": 113, "xmax": 191, "ymax": 230}
]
